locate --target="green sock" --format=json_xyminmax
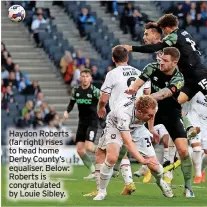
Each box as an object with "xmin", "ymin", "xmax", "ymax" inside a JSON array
[
  {"xmin": 181, "ymin": 155, "xmax": 193, "ymax": 190},
  {"xmin": 114, "ymin": 145, "xmax": 128, "ymax": 171},
  {"xmin": 81, "ymin": 153, "xmax": 95, "ymax": 173},
  {"xmin": 182, "ymin": 116, "xmax": 192, "ymax": 131}
]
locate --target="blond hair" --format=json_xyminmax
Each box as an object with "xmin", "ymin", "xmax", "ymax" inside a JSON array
[{"xmin": 136, "ymin": 95, "xmax": 157, "ymax": 113}]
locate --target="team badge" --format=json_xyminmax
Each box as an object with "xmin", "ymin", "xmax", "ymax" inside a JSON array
[
  {"xmin": 87, "ymin": 94, "xmax": 92, "ymax": 98},
  {"xmin": 176, "ymin": 81, "xmax": 183, "ymax": 89},
  {"xmin": 76, "ymin": 93, "xmax": 80, "ymax": 97}
]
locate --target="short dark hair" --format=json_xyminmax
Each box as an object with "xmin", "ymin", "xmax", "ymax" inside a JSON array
[
  {"xmin": 144, "ymin": 22, "xmax": 162, "ymax": 35},
  {"xmin": 80, "ymin": 69, "xmax": 92, "ymax": 75},
  {"xmin": 157, "ymin": 14, "xmax": 179, "ymax": 28},
  {"xmin": 163, "ymin": 47, "xmax": 180, "ymax": 61},
  {"xmin": 112, "ymin": 46, "xmax": 128, "ymax": 63}
]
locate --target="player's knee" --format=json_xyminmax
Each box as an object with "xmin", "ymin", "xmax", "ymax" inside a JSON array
[
  {"xmin": 177, "ymin": 147, "xmax": 189, "ymax": 158},
  {"xmin": 77, "ymin": 147, "xmax": 85, "ymax": 157},
  {"xmin": 106, "ymin": 153, "xmax": 118, "ymax": 165},
  {"xmin": 204, "ymin": 149, "xmax": 207, "ymax": 154},
  {"xmin": 95, "ymin": 148, "xmax": 105, "ymax": 164}
]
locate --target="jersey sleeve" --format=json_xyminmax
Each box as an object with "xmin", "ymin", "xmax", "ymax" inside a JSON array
[
  {"xmin": 167, "ymin": 72, "xmax": 185, "ymax": 95},
  {"xmin": 71, "ymin": 86, "xmax": 77, "ymax": 100},
  {"xmin": 101, "ymin": 72, "xmax": 114, "ymax": 94},
  {"xmin": 163, "ymin": 33, "xmax": 178, "ymax": 46},
  {"xmin": 139, "ymin": 63, "xmax": 157, "ymax": 81},
  {"xmin": 116, "ymin": 112, "xmax": 131, "ymax": 131},
  {"xmin": 93, "ymin": 86, "xmax": 100, "ymax": 99}
]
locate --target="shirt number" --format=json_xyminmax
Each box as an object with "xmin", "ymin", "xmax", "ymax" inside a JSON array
[
  {"xmin": 185, "ymin": 38, "xmax": 196, "ymax": 51},
  {"xmin": 144, "ymin": 137, "xmax": 152, "ymax": 147}
]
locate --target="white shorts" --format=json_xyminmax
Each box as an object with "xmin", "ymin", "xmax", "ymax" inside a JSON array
[{"xmin": 98, "ymin": 125, "xmax": 156, "ymax": 157}]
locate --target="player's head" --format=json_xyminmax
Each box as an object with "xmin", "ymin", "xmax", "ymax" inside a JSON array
[
  {"xmin": 157, "ymin": 14, "xmax": 179, "ymax": 35},
  {"xmin": 143, "ymin": 22, "xmax": 162, "ymax": 44},
  {"xmin": 160, "ymin": 47, "xmax": 180, "ymax": 72},
  {"xmin": 135, "ymin": 95, "xmax": 158, "ymax": 122},
  {"xmin": 80, "ymin": 69, "xmax": 92, "ymax": 86},
  {"xmin": 112, "ymin": 46, "xmax": 129, "ymax": 64}
]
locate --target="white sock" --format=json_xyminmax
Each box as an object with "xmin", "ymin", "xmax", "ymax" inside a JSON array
[
  {"xmin": 99, "ymin": 161, "xmax": 114, "ymax": 194},
  {"xmin": 120, "ymin": 159, "xmax": 133, "ymax": 185},
  {"xmin": 169, "ymin": 140, "xmax": 176, "ymax": 163},
  {"xmin": 151, "ymin": 164, "xmax": 163, "ymax": 184},
  {"xmin": 163, "ymin": 148, "xmax": 170, "ymax": 163},
  {"xmin": 192, "ymin": 147, "xmax": 202, "ymax": 177},
  {"xmin": 95, "ymin": 164, "xmax": 101, "ymax": 190},
  {"xmin": 202, "ymin": 154, "xmax": 207, "ymax": 172}
]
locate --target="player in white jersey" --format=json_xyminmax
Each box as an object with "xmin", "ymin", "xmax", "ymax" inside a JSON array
[
  {"xmin": 183, "ymin": 92, "xmax": 207, "ymax": 183},
  {"xmin": 83, "ymin": 46, "xmax": 150, "ymax": 197},
  {"xmin": 94, "ymin": 96, "xmax": 173, "ymax": 200}
]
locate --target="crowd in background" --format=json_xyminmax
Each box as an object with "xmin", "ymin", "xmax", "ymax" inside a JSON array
[
  {"xmin": 1, "ymin": 41, "xmax": 72, "ymax": 142},
  {"xmin": 167, "ymin": 1, "xmax": 207, "ymax": 28}
]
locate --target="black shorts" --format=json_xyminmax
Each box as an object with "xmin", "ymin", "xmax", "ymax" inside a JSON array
[
  {"xmin": 76, "ymin": 122, "xmax": 98, "ymax": 143},
  {"xmin": 154, "ymin": 112, "xmax": 187, "ymax": 141},
  {"xmin": 181, "ymin": 66, "xmax": 207, "ymax": 100}
]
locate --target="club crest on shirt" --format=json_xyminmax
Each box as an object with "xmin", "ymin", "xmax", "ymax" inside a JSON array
[
  {"xmin": 176, "ymin": 81, "xmax": 183, "ymax": 89},
  {"xmin": 153, "ymin": 77, "xmax": 158, "ymax": 81}
]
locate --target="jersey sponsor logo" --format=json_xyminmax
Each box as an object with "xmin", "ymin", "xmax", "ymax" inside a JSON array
[
  {"xmin": 196, "ymin": 99, "xmax": 207, "ymax": 107},
  {"xmin": 76, "ymin": 99, "xmax": 92, "ymax": 104},
  {"xmin": 87, "ymin": 94, "xmax": 92, "ymax": 98}
]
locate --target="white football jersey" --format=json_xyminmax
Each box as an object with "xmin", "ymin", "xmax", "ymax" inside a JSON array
[
  {"xmin": 183, "ymin": 92, "xmax": 207, "ymax": 127},
  {"xmin": 107, "ymin": 101, "xmax": 145, "ymax": 133},
  {"xmin": 101, "ymin": 65, "xmax": 150, "ymax": 110}
]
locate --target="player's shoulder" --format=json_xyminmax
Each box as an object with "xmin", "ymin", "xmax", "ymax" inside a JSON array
[
  {"xmin": 72, "ymin": 85, "xmax": 81, "ymax": 91},
  {"xmin": 90, "ymin": 84, "xmax": 100, "ymax": 91},
  {"xmin": 144, "ymin": 62, "xmax": 159, "ymax": 70}
]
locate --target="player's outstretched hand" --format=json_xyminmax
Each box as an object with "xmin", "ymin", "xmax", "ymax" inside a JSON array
[
  {"xmin": 98, "ymin": 107, "xmax": 106, "ymax": 118},
  {"xmin": 63, "ymin": 111, "xmax": 69, "ymax": 120}
]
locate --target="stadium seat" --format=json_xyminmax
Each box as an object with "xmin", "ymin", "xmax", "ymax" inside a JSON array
[
  {"xmin": 38, "ymin": 32, "xmax": 50, "ymax": 42},
  {"xmin": 52, "ymin": 31, "xmax": 63, "ymax": 41},
  {"xmin": 94, "ymin": 38, "xmax": 107, "ymax": 52},
  {"xmin": 101, "ymin": 46, "xmax": 111, "ymax": 59},
  {"xmin": 89, "ymin": 33, "xmax": 100, "ymax": 46},
  {"xmin": 54, "ymin": 52, "xmax": 64, "ymax": 67},
  {"xmin": 61, "ymin": 44, "xmax": 74, "ymax": 53},
  {"xmin": 84, "ymin": 25, "xmax": 95, "ymax": 36},
  {"xmin": 186, "ymin": 26, "xmax": 197, "ymax": 36},
  {"xmin": 48, "ymin": 46, "xmax": 62, "ymax": 60},
  {"xmin": 43, "ymin": 39, "xmax": 58, "ymax": 52},
  {"xmin": 199, "ymin": 27, "xmax": 207, "ymax": 39},
  {"xmin": 15, "ymin": 95, "xmax": 26, "ymax": 103},
  {"xmin": 199, "ymin": 40, "xmax": 207, "ymax": 51},
  {"xmin": 8, "ymin": 103, "xmax": 17, "ymax": 111},
  {"xmin": 25, "ymin": 95, "xmax": 35, "ymax": 102}
]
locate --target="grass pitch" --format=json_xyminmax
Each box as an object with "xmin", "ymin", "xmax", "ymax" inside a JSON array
[{"xmin": 1, "ymin": 164, "xmax": 207, "ymax": 206}]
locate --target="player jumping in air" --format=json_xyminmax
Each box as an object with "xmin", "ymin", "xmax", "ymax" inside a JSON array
[
  {"xmin": 122, "ymin": 14, "xmax": 207, "ymax": 104},
  {"xmin": 64, "ymin": 69, "xmax": 100, "ymax": 179},
  {"xmin": 125, "ymin": 47, "xmax": 195, "ymax": 197}
]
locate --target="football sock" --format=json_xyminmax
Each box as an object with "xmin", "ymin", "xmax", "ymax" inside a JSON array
[
  {"xmin": 99, "ymin": 161, "xmax": 114, "ymax": 194},
  {"xmin": 202, "ymin": 154, "xmax": 207, "ymax": 171},
  {"xmin": 182, "ymin": 115, "xmax": 193, "ymax": 130},
  {"xmin": 120, "ymin": 159, "xmax": 133, "ymax": 185},
  {"xmin": 114, "ymin": 145, "xmax": 127, "ymax": 171},
  {"xmin": 192, "ymin": 146, "xmax": 202, "ymax": 177},
  {"xmin": 151, "ymin": 164, "xmax": 163, "ymax": 184},
  {"xmin": 81, "ymin": 153, "xmax": 95, "ymax": 173},
  {"xmin": 95, "ymin": 164, "xmax": 101, "ymax": 190},
  {"xmin": 163, "ymin": 148, "xmax": 170, "ymax": 163},
  {"xmin": 181, "ymin": 155, "xmax": 193, "ymax": 190}
]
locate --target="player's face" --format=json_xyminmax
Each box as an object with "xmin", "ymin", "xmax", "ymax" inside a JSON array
[
  {"xmin": 80, "ymin": 73, "xmax": 92, "ymax": 86},
  {"xmin": 160, "ymin": 55, "xmax": 176, "ymax": 72},
  {"xmin": 143, "ymin": 29, "xmax": 157, "ymax": 44},
  {"xmin": 136, "ymin": 107, "xmax": 156, "ymax": 122}
]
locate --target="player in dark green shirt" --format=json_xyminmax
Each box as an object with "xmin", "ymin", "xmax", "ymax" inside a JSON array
[
  {"xmin": 122, "ymin": 14, "xmax": 207, "ymax": 105},
  {"xmin": 125, "ymin": 47, "xmax": 194, "ymax": 197},
  {"xmin": 64, "ymin": 69, "xmax": 100, "ymax": 180}
]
